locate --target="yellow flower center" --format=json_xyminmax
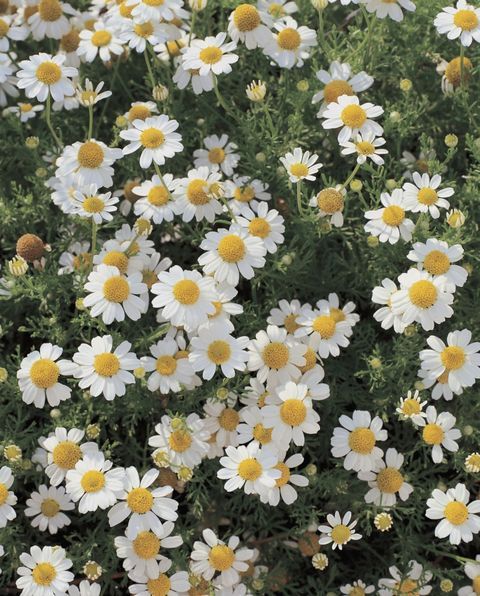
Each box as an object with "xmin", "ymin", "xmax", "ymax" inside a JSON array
[
  {"xmin": 133, "ymin": 530, "xmax": 161, "ymax": 559},
  {"xmin": 277, "ymin": 27, "xmax": 301, "ymax": 50},
  {"xmin": 356, "ymin": 140, "xmax": 375, "ymax": 156},
  {"xmin": 323, "ymin": 79, "xmax": 354, "ymax": 104},
  {"xmin": 253, "ymin": 423, "xmax": 272, "ymax": 444},
  {"xmin": 187, "ymin": 179, "xmax": 211, "ymax": 205},
  {"xmin": 140, "ymin": 128, "xmax": 165, "ymax": 149},
  {"xmin": 209, "ymin": 300, "xmax": 223, "ymax": 319},
  {"xmin": 93, "ymin": 352, "xmax": 120, "ymax": 377},
  {"xmin": 473, "ymin": 577, "xmax": 480, "ymax": 595},
  {"xmin": 376, "ymin": 467, "xmax": 404, "ymax": 493},
  {"xmin": 38, "ymin": 0, "xmax": 62, "ymax": 21},
  {"xmin": 444, "ymin": 501, "xmax": 469, "ymax": 525},
  {"xmin": 128, "ymin": 104, "xmax": 151, "ymax": 121},
  {"xmin": 382, "ymin": 205, "xmax": 405, "ymax": 226},
  {"xmin": 454, "ymin": 9, "xmax": 479, "ymax": 31},
  {"xmin": 35, "ymin": 61, "xmax": 62, "ymax": 85},
  {"xmin": 280, "ymin": 399, "xmax": 307, "ymax": 426},
  {"xmin": 312, "ymin": 315, "xmax": 336, "ymax": 339},
  {"xmin": 134, "ymin": 21, "xmax": 154, "ymax": 37},
  {"xmin": 340, "ymin": 104, "xmax": 367, "ymax": 128},
  {"xmin": 147, "ymin": 574, "xmax": 171, "ymax": 596},
  {"xmin": 81, "ymin": 470, "xmax": 106, "ymax": 493},
  {"xmin": 103, "ymin": 250, "xmax": 129, "ymax": 274},
  {"xmin": 208, "ymin": 147, "xmax": 226, "ymax": 164},
  {"xmin": 218, "ymin": 408, "xmax": 240, "ymax": 431},
  {"xmin": 330, "ymin": 524, "xmax": 351, "ymax": 545},
  {"xmin": 284, "ymin": 313, "xmax": 299, "ymax": 334},
  {"xmin": 20, "ymin": 103, "xmax": 34, "ymax": 114},
  {"xmin": 274, "ymin": 462, "xmax": 291, "ymax": 487},
  {"xmin": 209, "ymin": 545, "xmax": 235, "ymax": 571},
  {"xmin": 0, "ymin": 483, "xmax": 8, "ymax": 506},
  {"xmin": 168, "ymin": 429, "xmax": 192, "ymax": 452},
  {"xmin": 417, "ymin": 187, "xmax": 438, "ymax": 206},
  {"xmin": 217, "ymin": 234, "xmax": 246, "ymax": 263},
  {"xmin": 172, "ymin": 279, "xmax": 200, "ymax": 305},
  {"xmin": 30, "ymin": 358, "xmax": 60, "ymax": 388},
  {"xmin": 233, "ymin": 186, "xmax": 255, "ymax": 202},
  {"xmin": 156, "ymin": 355, "xmax": 177, "ymax": 376},
  {"xmin": 40, "ymin": 498, "xmax": 60, "ymax": 517},
  {"xmin": 91, "ymin": 30, "xmax": 112, "ymax": 47},
  {"xmin": 441, "ymin": 346, "xmax": 466, "ymax": 371},
  {"xmin": 32, "ymin": 562, "xmax": 57, "ymax": 586},
  {"xmin": 233, "ymin": 4, "xmax": 260, "ymax": 31},
  {"xmin": 207, "ymin": 340, "xmax": 232, "ymax": 364},
  {"xmin": 316, "ymin": 188, "xmax": 344, "ymax": 213},
  {"xmin": 248, "ymin": 217, "xmax": 271, "ymax": 239},
  {"xmin": 83, "ymin": 196, "xmax": 105, "ymax": 213},
  {"xmin": 349, "ymin": 588, "xmax": 366, "ymax": 596},
  {"xmin": 78, "ymin": 141, "xmax": 104, "ymax": 169},
  {"xmin": 348, "ymin": 427, "xmax": 376, "ymax": 454},
  {"xmin": 127, "ymin": 487, "xmax": 154, "ymax": 513},
  {"xmin": 289, "ymin": 163, "xmax": 309, "ymax": 178},
  {"xmin": 148, "ymin": 186, "xmax": 169, "ymax": 206},
  {"xmin": 238, "ymin": 457, "xmax": 262, "ymax": 480},
  {"xmin": 445, "ymin": 56, "xmax": 473, "ymax": 86},
  {"xmin": 199, "ymin": 46, "xmax": 223, "ymax": 64},
  {"xmin": 423, "ymin": 250, "xmax": 450, "ymax": 275},
  {"xmin": 0, "ymin": 18, "xmax": 9, "ymax": 37},
  {"xmin": 402, "ymin": 398, "xmax": 420, "ymax": 416},
  {"xmin": 408, "ymin": 280, "xmax": 437, "ymax": 309},
  {"xmin": 103, "ymin": 276, "xmax": 130, "ymax": 302},
  {"xmin": 299, "ymin": 347, "xmax": 316, "ymax": 373},
  {"xmin": 52, "ymin": 441, "xmax": 82, "ymax": 470},
  {"xmin": 262, "ymin": 342, "xmax": 289, "ymax": 369},
  {"xmin": 422, "ymin": 423, "xmax": 444, "ymax": 445}
]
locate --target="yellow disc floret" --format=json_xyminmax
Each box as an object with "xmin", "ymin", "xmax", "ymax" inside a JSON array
[
  {"xmin": 376, "ymin": 467, "xmax": 404, "ymax": 493},
  {"xmin": 36, "ymin": 61, "xmax": 61, "ymax": 85},
  {"xmin": 233, "ymin": 4, "xmax": 260, "ymax": 31},
  {"xmin": 32, "ymin": 562, "xmax": 57, "ymax": 586},
  {"xmin": 323, "ymin": 80, "xmax": 354, "ymax": 104},
  {"xmin": 207, "ymin": 340, "xmax": 232, "ymax": 364},
  {"xmin": 444, "ymin": 501, "xmax": 469, "ymax": 525},
  {"xmin": 52, "ymin": 441, "xmax": 82, "ymax": 470},
  {"xmin": 78, "ymin": 141, "xmax": 104, "ymax": 168},
  {"xmin": 277, "ymin": 27, "xmax": 301, "ymax": 50},
  {"xmin": 280, "ymin": 399, "xmax": 307, "ymax": 426},
  {"xmin": 316, "ymin": 188, "xmax": 344, "ymax": 213},
  {"xmin": 140, "ymin": 128, "xmax": 165, "ymax": 149},
  {"xmin": 382, "ymin": 205, "xmax": 405, "ymax": 226},
  {"xmin": 81, "ymin": 470, "xmax": 105, "ymax": 493},
  {"xmin": 94, "ymin": 353, "xmax": 120, "ymax": 377},
  {"xmin": 133, "ymin": 531, "xmax": 161, "ymax": 559},
  {"xmin": 156, "ymin": 355, "xmax": 177, "ymax": 376},
  {"xmin": 217, "ymin": 234, "xmax": 246, "ymax": 263},
  {"xmin": 340, "ymin": 104, "xmax": 367, "ymax": 128},
  {"xmin": 30, "ymin": 358, "xmax": 59, "ymax": 388},
  {"xmin": 348, "ymin": 428, "xmax": 375, "ymax": 454},
  {"xmin": 408, "ymin": 280, "xmax": 437, "ymax": 309},
  {"xmin": 238, "ymin": 457, "xmax": 262, "ymax": 480},
  {"xmin": 103, "ymin": 276, "xmax": 130, "ymax": 303},
  {"xmin": 209, "ymin": 545, "xmax": 235, "ymax": 571},
  {"xmin": 127, "ymin": 487, "xmax": 154, "ymax": 513},
  {"xmin": 422, "ymin": 423, "xmax": 444, "ymax": 445},
  {"xmin": 262, "ymin": 342, "xmax": 289, "ymax": 369},
  {"xmin": 423, "ymin": 250, "xmax": 450, "ymax": 275},
  {"xmin": 172, "ymin": 279, "xmax": 200, "ymax": 305},
  {"xmin": 441, "ymin": 346, "xmax": 466, "ymax": 371}
]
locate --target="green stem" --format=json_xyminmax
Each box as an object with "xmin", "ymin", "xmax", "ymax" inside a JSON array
[
  {"xmin": 296, "ymin": 181, "xmax": 304, "ymax": 216},
  {"xmin": 188, "ymin": 10, "xmax": 196, "ymax": 46},
  {"xmin": 261, "ymin": 103, "xmax": 275, "ymax": 137},
  {"xmin": 87, "ymin": 104, "xmax": 93, "ymax": 140},
  {"xmin": 317, "ymin": 9, "xmax": 329, "ymax": 57},
  {"xmin": 341, "ymin": 163, "xmax": 361, "ymax": 190},
  {"xmin": 219, "ymin": 194, "xmax": 237, "ymax": 223},
  {"xmin": 153, "ymin": 162, "xmax": 173, "ymax": 202},
  {"xmin": 213, "ymin": 76, "xmax": 234, "ymax": 116},
  {"xmin": 144, "ymin": 49, "xmax": 156, "ymax": 90},
  {"xmin": 460, "ymin": 43, "xmax": 465, "ymax": 88},
  {"xmin": 45, "ymin": 94, "xmax": 62, "ymax": 148}
]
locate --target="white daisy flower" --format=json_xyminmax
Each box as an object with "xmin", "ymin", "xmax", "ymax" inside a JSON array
[
  {"xmin": 172, "ymin": 166, "xmax": 224, "ymax": 223},
  {"xmin": 407, "ymin": 238, "xmax": 467, "ymax": 288},
  {"xmin": 124, "ymin": 101, "xmax": 159, "ymax": 125},
  {"xmin": 434, "ymin": 0, "xmax": 480, "ymax": 47},
  {"xmin": 58, "ymin": 242, "xmax": 91, "ymax": 276},
  {"xmin": 83, "ymin": 265, "xmax": 148, "ymax": 325},
  {"xmin": 280, "ymin": 147, "xmax": 322, "ymax": 183},
  {"xmin": 142, "ymin": 337, "xmax": 195, "ymax": 393},
  {"xmin": 396, "ymin": 390, "xmax": 427, "ymax": 424},
  {"xmin": 108, "ymin": 467, "xmax": 178, "ymax": 535},
  {"xmin": 322, "ymin": 94, "xmax": 384, "ymax": 143},
  {"xmin": 41, "ymin": 427, "xmax": 98, "ymax": 486},
  {"xmin": 426, "ymin": 483, "xmax": 480, "ymax": 545},
  {"xmin": 247, "ymin": 325, "xmax": 306, "ymax": 388},
  {"xmin": 267, "ymin": 299, "xmax": 307, "ymax": 335},
  {"xmin": 119, "ymin": 19, "xmax": 175, "ymax": 54},
  {"xmin": 25, "ymin": 484, "xmax": 74, "ymax": 534},
  {"xmin": 260, "ymin": 452, "xmax": 308, "ymax": 506},
  {"xmin": 295, "ymin": 307, "xmax": 351, "ymax": 358},
  {"xmin": 172, "ymin": 60, "xmax": 215, "ymax": 95},
  {"xmin": 416, "ymin": 405, "xmax": 461, "ymax": 463},
  {"xmin": 182, "ymin": 33, "xmax": 239, "ymax": 78},
  {"xmin": 330, "ymin": 410, "xmax": 387, "ymax": 472},
  {"xmin": 257, "ymin": 0, "xmax": 298, "ymax": 27},
  {"xmin": 264, "ymin": 17, "xmax": 317, "ymax": 69},
  {"xmin": 16, "ymin": 545, "xmax": 74, "ymax": 596},
  {"xmin": 133, "ymin": 174, "xmax": 179, "ymax": 223},
  {"xmin": 65, "ymin": 451, "xmax": 124, "ymax": 513},
  {"xmin": 371, "ymin": 278, "xmax": 407, "ymax": 334},
  {"xmin": 68, "ymin": 580, "xmax": 101, "ymax": 596},
  {"xmin": 378, "ymin": 560, "xmax": 432, "ymax": 595},
  {"xmin": 28, "ymin": 0, "xmax": 76, "ymax": 41},
  {"xmin": 56, "ymin": 139, "xmax": 123, "ymax": 188},
  {"xmin": 340, "ymin": 580, "xmax": 375, "ymax": 595},
  {"xmin": 318, "ymin": 511, "xmax": 362, "ymax": 550},
  {"xmin": 128, "ymin": 559, "xmax": 190, "ymax": 596},
  {"xmin": 198, "ymin": 226, "xmax": 267, "ymax": 287},
  {"xmin": 78, "ymin": 21, "xmax": 123, "ymax": 63},
  {"xmin": 114, "ymin": 223, "xmax": 155, "ymax": 255},
  {"xmin": 314, "ymin": 293, "xmax": 360, "ymax": 334},
  {"xmin": 391, "ymin": 268, "xmax": 455, "ymax": 331},
  {"xmin": 419, "ymin": 361, "xmax": 464, "ymax": 402},
  {"xmin": 309, "ymin": 185, "xmax": 346, "ymax": 227},
  {"xmin": 203, "ymin": 399, "xmax": 241, "ymax": 451},
  {"xmin": 204, "ymin": 281, "xmax": 243, "ymax": 331},
  {"xmin": 73, "ymin": 185, "xmax": 119, "ymax": 223},
  {"xmin": 340, "ymin": 132, "xmax": 388, "ymax": 165},
  {"xmin": 73, "ymin": 335, "xmax": 139, "ymax": 401},
  {"xmin": 4, "ymin": 101, "xmax": 44, "ymax": 122},
  {"xmin": 403, "ymin": 172, "xmax": 453, "ymax": 219},
  {"xmin": 298, "ymin": 366, "xmax": 330, "ymax": 401},
  {"xmin": 364, "ymin": 189, "xmax": 415, "ymax": 244},
  {"xmin": 237, "ymin": 405, "xmax": 274, "ymax": 448},
  {"xmin": 120, "ymin": 115, "xmax": 183, "ymax": 169},
  {"xmin": 224, "ymin": 175, "xmax": 271, "ymax": 215},
  {"xmin": 0, "ymin": 466, "xmax": 16, "ymax": 528},
  {"xmin": 17, "ymin": 343, "xmax": 77, "ymax": 409},
  {"xmin": 93, "ymin": 237, "xmax": 147, "ymax": 276},
  {"xmin": 139, "ymin": 251, "xmax": 172, "ymax": 292},
  {"xmin": 17, "ymin": 52, "xmax": 77, "ymax": 102},
  {"xmin": 0, "ymin": 52, "xmax": 19, "ymax": 107},
  {"xmin": 228, "ymin": 3, "xmax": 271, "ymax": 49},
  {"xmin": 362, "ymin": 0, "xmax": 416, "ymax": 22},
  {"xmin": 126, "ymin": 0, "xmax": 184, "ymax": 23},
  {"xmin": 358, "ymin": 448, "xmax": 414, "ymax": 507},
  {"xmin": 236, "ymin": 202, "xmax": 285, "ymax": 254},
  {"xmin": 76, "ymin": 79, "xmax": 112, "ymax": 107},
  {"xmin": 190, "ymin": 529, "xmax": 253, "ymax": 588},
  {"xmin": 193, "ymin": 134, "xmax": 240, "ymax": 176},
  {"xmin": 0, "ymin": 15, "xmax": 28, "ymax": 52},
  {"xmin": 262, "ymin": 381, "xmax": 320, "ymax": 447},
  {"xmin": 148, "ymin": 414, "xmax": 210, "ymax": 469},
  {"xmin": 458, "ymin": 555, "xmax": 480, "ymax": 596},
  {"xmin": 151, "ymin": 265, "xmax": 217, "ymax": 332}
]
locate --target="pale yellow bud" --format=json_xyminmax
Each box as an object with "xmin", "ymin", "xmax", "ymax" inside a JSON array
[
  {"xmin": 8, "ymin": 255, "xmax": 28, "ymax": 277},
  {"xmin": 246, "ymin": 80, "xmax": 267, "ymax": 102}
]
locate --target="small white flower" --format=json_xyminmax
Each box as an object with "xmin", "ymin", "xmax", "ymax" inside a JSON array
[
  {"xmin": 280, "ymin": 147, "xmax": 322, "ymax": 183},
  {"xmin": 407, "ymin": 238, "xmax": 467, "ymax": 288},
  {"xmin": 318, "ymin": 511, "xmax": 362, "ymax": 550},
  {"xmin": 73, "ymin": 185, "xmax": 119, "ymax": 224},
  {"xmin": 417, "ymin": 405, "xmax": 461, "ymax": 463},
  {"xmin": 78, "ymin": 21, "xmax": 123, "ymax": 63},
  {"xmin": 133, "ymin": 174, "xmax": 179, "ymax": 223},
  {"xmin": 378, "ymin": 560, "xmax": 432, "ymax": 595},
  {"xmin": 434, "ymin": 0, "xmax": 480, "ymax": 47},
  {"xmin": 173, "ymin": 166, "xmax": 224, "ymax": 223},
  {"xmin": 142, "ymin": 337, "xmax": 196, "ymax": 394},
  {"xmin": 0, "ymin": 466, "xmax": 16, "ymax": 528},
  {"xmin": 322, "ymin": 94, "xmax": 383, "ymax": 143},
  {"xmin": 228, "ymin": 3, "xmax": 271, "ymax": 49},
  {"xmin": 16, "ymin": 546, "xmax": 74, "ymax": 595},
  {"xmin": 182, "ymin": 32, "xmax": 239, "ymax": 78},
  {"xmin": 236, "ymin": 202, "xmax": 285, "ymax": 254},
  {"xmin": 127, "ymin": 559, "xmax": 190, "ymax": 595},
  {"xmin": 396, "ymin": 390, "xmax": 427, "ymax": 424},
  {"xmin": 25, "ymin": 484, "xmax": 74, "ymax": 534},
  {"xmin": 362, "ymin": 0, "xmax": 416, "ymax": 22},
  {"xmin": 364, "ymin": 189, "xmax": 415, "ymax": 244},
  {"xmin": 403, "ymin": 172, "xmax": 453, "ymax": 218},
  {"xmin": 371, "ymin": 278, "xmax": 407, "ymax": 334},
  {"xmin": 193, "ymin": 134, "xmax": 240, "ymax": 176},
  {"xmin": 340, "ymin": 131, "xmax": 388, "ymax": 165},
  {"xmin": 264, "ymin": 17, "xmax": 317, "ymax": 69},
  {"xmin": 17, "ymin": 52, "xmax": 77, "ymax": 102},
  {"xmin": 260, "ymin": 452, "xmax": 308, "ymax": 506}
]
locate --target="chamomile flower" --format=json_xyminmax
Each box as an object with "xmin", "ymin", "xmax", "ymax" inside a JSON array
[
  {"xmin": 0, "ymin": 53, "xmax": 18, "ymax": 107},
  {"xmin": 73, "ymin": 185, "xmax": 119, "ymax": 223},
  {"xmin": 312, "ymin": 61, "xmax": 374, "ymax": 116},
  {"xmin": 65, "ymin": 451, "xmax": 124, "ymax": 513},
  {"xmin": 126, "ymin": 0, "xmax": 184, "ymax": 23},
  {"xmin": 172, "ymin": 166, "xmax": 224, "ymax": 222},
  {"xmin": 172, "ymin": 60, "xmax": 215, "ymax": 95},
  {"xmin": 108, "ymin": 467, "xmax": 178, "ymax": 535},
  {"xmin": 267, "ymin": 299, "xmax": 306, "ymax": 335},
  {"xmin": 0, "ymin": 466, "xmax": 16, "ymax": 528},
  {"xmin": 128, "ymin": 559, "xmax": 190, "ymax": 596},
  {"xmin": 236, "ymin": 202, "xmax": 285, "ymax": 253},
  {"xmin": 434, "ymin": 0, "xmax": 480, "ymax": 47},
  {"xmin": 364, "ymin": 189, "xmax": 415, "ymax": 244},
  {"xmin": 280, "ymin": 147, "xmax": 322, "ymax": 183},
  {"xmin": 260, "ymin": 452, "xmax": 308, "ymax": 506},
  {"xmin": 416, "ymin": 405, "xmax": 461, "ymax": 463},
  {"xmin": 257, "ymin": 0, "xmax": 298, "ymax": 27},
  {"xmin": 224, "ymin": 175, "xmax": 271, "ymax": 215},
  {"xmin": 120, "ymin": 115, "xmax": 183, "ymax": 169},
  {"xmin": 68, "ymin": 580, "xmax": 101, "ymax": 596},
  {"xmin": 262, "ymin": 381, "xmax": 320, "ymax": 446},
  {"xmin": 73, "ymin": 335, "xmax": 139, "ymax": 401},
  {"xmin": 190, "ymin": 529, "xmax": 254, "ymax": 588},
  {"xmin": 193, "ymin": 134, "xmax": 240, "ymax": 176},
  {"xmin": 17, "ymin": 343, "xmax": 77, "ymax": 409},
  {"xmin": 340, "ymin": 580, "xmax": 375, "ymax": 595},
  {"xmin": 182, "ymin": 33, "xmax": 239, "ymax": 78},
  {"xmin": 228, "ymin": 4, "xmax": 271, "ymax": 49},
  {"xmin": 132, "ymin": 174, "xmax": 178, "ymax": 223},
  {"xmin": 391, "ymin": 269, "xmax": 455, "ymax": 331},
  {"xmin": 358, "ymin": 448, "xmax": 413, "ymax": 507},
  {"xmin": 0, "ymin": 15, "xmax": 28, "ymax": 52},
  {"xmin": 372, "ymin": 278, "xmax": 407, "ymax": 334},
  {"xmin": 295, "ymin": 307, "xmax": 351, "ymax": 358},
  {"xmin": 330, "ymin": 410, "xmax": 387, "ymax": 472},
  {"xmin": 378, "ymin": 560, "xmax": 432, "ymax": 595},
  {"xmin": 4, "ymin": 101, "xmax": 44, "ymax": 122},
  {"xmin": 205, "ymin": 281, "xmax": 243, "ymax": 330},
  {"xmin": 340, "ymin": 132, "xmax": 388, "ymax": 165},
  {"xmin": 124, "ymin": 101, "xmax": 159, "ymax": 125},
  {"xmin": 318, "ymin": 511, "xmax": 362, "ymax": 551},
  {"xmin": 426, "ymin": 483, "xmax": 480, "ymax": 545},
  {"xmin": 151, "ymin": 265, "xmax": 217, "ymax": 332},
  {"xmin": 78, "ymin": 21, "xmax": 123, "ymax": 63},
  {"xmin": 322, "ymin": 94, "xmax": 383, "ymax": 143},
  {"xmin": 403, "ymin": 173, "xmax": 453, "ymax": 218},
  {"xmin": 458, "ymin": 555, "xmax": 480, "ymax": 596},
  {"xmin": 119, "ymin": 19, "xmax": 174, "ymax": 54},
  {"xmin": 142, "ymin": 338, "xmax": 196, "ymax": 393},
  {"xmin": 309, "ymin": 186, "xmax": 346, "ymax": 227},
  {"xmin": 264, "ymin": 17, "xmax": 317, "ymax": 69},
  {"xmin": 203, "ymin": 399, "xmax": 241, "ymax": 450},
  {"xmin": 25, "ymin": 484, "xmax": 74, "ymax": 534},
  {"xmin": 315, "ymin": 293, "xmax": 360, "ymax": 334},
  {"xmin": 76, "ymin": 79, "xmax": 111, "ymax": 107},
  {"xmin": 140, "ymin": 251, "xmax": 172, "ymax": 292},
  {"xmin": 396, "ymin": 390, "xmax": 427, "ymax": 423},
  {"xmin": 362, "ymin": 0, "xmax": 416, "ymax": 22},
  {"xmin": 198, "ymin": 226, "xmax": 267, "ymax": 287},
  {"xmin": 93, "ymin": 238, "xmax": 146, "ymax": 276},
  {"xmin": 407, "ymin": 239, "xmax": 467, "ymax": 288},
  {"xmin": 16, "ymin": 545, "xmax": 74, "ymax": 596},
  {"xmin": 17, "ymin": 52, "xmax": 77, "ymax": 102}
]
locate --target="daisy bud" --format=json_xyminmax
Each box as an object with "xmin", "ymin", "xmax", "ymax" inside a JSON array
[
  {"xmin": 437, "ymin": 481, "xmax": 447, "ymax": 491},
  {"xmin": 389, "ymin": 111, "xmax": 401, "ymax": 123},
  {"xmin": 246, "ymin": 80, "xmax": 266, "ymax": 102},
  {"xmin": 465, "ymin": 452, "xmax": 480, "ymax": 473},
  {"xmin": 374, "ymin": 512, "xmax": 393, "ymax": 532},
  {"xmin": 400, "ymin": 78, "xmax": 412, "ymax": 92},
  {"xmin": 134, "ymin": 217, "xmax": 152, "ymax": 237},
  {"xmin": 25, "ymin": 136, "xmax": 39, "ymax": 149},
  {"xmin": 153, "ymin": 84, "xmax": 169, "ymax": 102},
  {"xmin": 216, "ymin": 387, "xmax": 229, "ymax": 400},
  {"xmin": 0, "ymin": 367, "xmax": 7, "ymax": 382},
  {"xmin": 367, "ymin": 236, "xmax": 379, "ymax": 248},
  {"xmin": 446, "ymin": 208, "xmax": 465, "ymax": 228},
  {"xmin": 152, "ymin": 449, "xmax": 170, "ymax": 468},
  {"xmin": 8, "ymin": 255, "xmax": 28, "ymax": 277},
  {"xmin": 297, "ymin": 80, "xmax": 309, "ymax": 92},
  {"xmin": 305, "ymin": 463, "xmax": 317, "ymax": 476},
  {"xmin": 115, "ymin": 115, "xmax": 128, "ymax": 128},
  {"xmin": 369, "ymin": 357, "xmax": 382, "ymax": 369},
  {"xmin": 463, "ymin": 425, "xmax": 474, "ymax": 436},
  {"xmin": 178, "ymin": 466, "xmax": 193, "ymax": 481},
  {"xmin": 16, "ymin": 233, "xmax": 45, "ymax": 263},
  {"xmin": 444, "ymin": 134, "xmax": 458, "ymax": 148},
  {"xmin": 256, "ymin": 152, "xmax": 266, "ymax": 162},
  {"xmin": 465, "ymin": 262, "xmax": 473, "ymax": 275},
  {"xmin": 281, "ymin": 253, "xmax": 294, "ymax": 266},
  {"xmin": 385, "ymin": 178, "xmax": 398, "ymax": 190},
  {"xmin": 403, "ymin": 325, "xmax": 416, "ymax": 337},
  {"xmin": 134, "ymin": 366, "xmax": 145, "ymax": 379},
  {"xmin": 311, "ymin": 0, "xmax": 328, "ymax": 10},
  {"xmin": 197, "ymin": 118, "xmax": 205, "ymax": 126},
  {"xmin": 189, "ymin": 0, "xmax": 208, "ymax": 11},
  {"xmin": 440, "ymin": 579, "xmax": 453, "ymax": 592},
  {"xmin": 350, "ymin": 179, "xmax": 362, "ymax": 192},
  {"xmin": 35, "ymin": 167, "xmax": 48, "ymax": 178},
  {"xmin": 83, "ymin": 561, "xmax": 102, "ymax": 581},
  {"xmin": 75, "ymin": 298, "xmax": 85, "ymax": 311},
  {"xmin": 21, "ymin": 459, "xmax": 32, "ymax": 470},
  {"xmin": 3, "ymin": 444, "xmax": 22, "ymax": 462},
  {"xmin": 86, "ymin": 423, "xmax": 100, "ymax": 439},
  {"xmin": 312, "ymin": 553, "xmax": 328, "ymax": 571},
  {"xmin": 252, "ymin": 579, "xmax": 264, "ymax": 591}
]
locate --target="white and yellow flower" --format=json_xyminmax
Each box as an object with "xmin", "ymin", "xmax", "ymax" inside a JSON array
[
  {"xmin": 132, "ymin": 174, "xmax": 179, "ymax": 223},
  {"xmin": 128, "ymin": 558, "xmax": 190, "ymax": 596},
  {"xmin": 407, "ymin": 238, "xmax": 467, "ymax": 288},
  {"xmin": 182, "ymin": 33, "xmax": 239, "ymax": 78},
  {"xmin": 364, "ymin": 189, "xmax": 415, "ymax": 244},
  {"xmin": 73, "ymin": 185, "xmax": 119, "ymax": 223},
  {"xmin": 416, "ymin": 405, "xmax": 461, "ymax": 463},
  {"xmin": 25, "ymin": 484, "xmax": 74, "ymax": 534},
  {"xmin": 17, "ymin": 52, "xmax": 77, "ymax": 102},
  {"xmin": 142, "ymin": 337, "xmax": 196, "ymax": 393},
  {"xmin": 403, "ymin": 173, "xmax": 453, "ymax": 219},
  {"xmin": 280, "ymin": 147, "xmax": 322, "ymax": 183},
  {"xmin": 318, "ymin": 511, "xmax": 362, "ymax": 550},
  {"xmin": 434, "ymin": 0, "xmax": 480, "ymax": 47},
  {"xmin": 362, "ymin": 0, "xmax": 416, "ymax": 22},
  {"xmin": 78, "ymin": 21, "xmax": 123, "ymax": 62},
  {"xmin": 193, "ymin": 133, "xmax": 240, "ymax": 176},
  {"xmin": 340, "ymin": 131, "xmax": 388, "ymax": 165},
  {"xmin": 264, "ymin": 17, "xmax": 317, "ymax": 69},
  {"xmin": 16, "ymin": 545, "xmax": 74, "ymax": 596},
  {"xmin": 172, "ymin": 166, "xmax": 224, "ymax": 222},
  {"xmin": 322, "ymin": 94, "xmax": 383, "ymax": 143},
  {"xmin": 236, "ymin": 202, "xmax": 285, "ymax": 254},
  {"xmin": 0, "ymin": 466, "xmax": 16, "ymax": 528}
]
